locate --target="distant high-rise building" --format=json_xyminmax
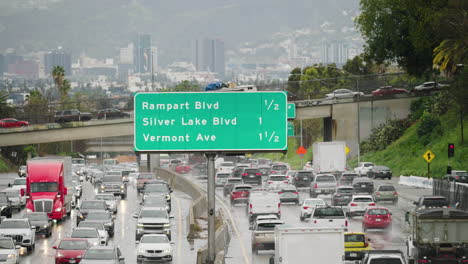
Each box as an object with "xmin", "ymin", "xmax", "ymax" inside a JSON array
[
  {"xmin": 119, "ymin": 43, "xmax": 134, "ymax": 64},
  {"xmin": 193, "ymin": 38, "xmax": 225, "ymax": 78},
  {"xmin": 133, "ymin": 34, "xmax": 152, "ymax": 73},
  {"xmin": 320, "ymin": 42, "xmax": 350, "ymax": 65},
  {"xmin": 0, "ymin": 54, "xmax": 4, "ymax": 77},
  {"xmin": 44, "ymin": 49, "xmax": 72, "ymax": 76}
]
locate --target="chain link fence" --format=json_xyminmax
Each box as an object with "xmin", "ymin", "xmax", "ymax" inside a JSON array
[{"xmin": 433, "ymin": 178, "xmax": 468, "ymax": 211}]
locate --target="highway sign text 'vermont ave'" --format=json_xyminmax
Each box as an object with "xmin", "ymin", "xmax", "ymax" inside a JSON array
[{"xmin": 134, "ymin": 92, "xmax": 288, "ymax": 152}]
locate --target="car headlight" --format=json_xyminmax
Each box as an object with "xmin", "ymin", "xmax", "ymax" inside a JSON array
[
  {"xmin": 101, "ymin": 186, "xmax": 105, "ymax": 189},
  {"xmin": 163, "ymin": 249, "xmax": 171, "ymax": 253},
  {"xmin": 7, "ymin": 254, "xmax": 15, "ymax": 259},
  {"xmin": 163, "ymin": 224, "xmax": 170, "ymax": 228},
  {"xmin": 137, "ymin": 224, "xmax": 144, "ymax": 228},
  {"xmin": 56, "ymin": 252, "xmax": 64, "ymax": 257},
  {"xmin": 104, "ymin": 223, "xmax": 112, "ymax": 226},
  {"xmin": 120, "ymin": 185, "xmax": 125, "ymax": 189},
  {"xmin": 55, "ymin": 207, "xmax": 62, "ymax": 212},
  {"xmin": 43, "ymin": 224, "xmax": 48, "ymax": 228},
  {"xmin": 166, "ymin": 194, "xmax": 170, "ymax": 200},
  {"xmin": 138, "ymin": 248, "xmax": 145, "ymax": 253},
  {"xmin": 93, "ymin": 242, "xmax": 98, "ymax": 246},
  {"xmin": 26, "ymin": 208, "xmax": 32, "ymax": 213}
]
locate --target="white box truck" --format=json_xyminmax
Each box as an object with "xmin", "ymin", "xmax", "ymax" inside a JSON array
[
  {"xmin": 272, "ymin": 225, "xmax": 345, "ymax": 264},
  {"xmin": 312, "ymin": 141, "xmax": 346, "ymax": 173}
]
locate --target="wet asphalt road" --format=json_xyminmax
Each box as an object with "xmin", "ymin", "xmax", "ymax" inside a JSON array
[
  {"xmin": 184, "ymin": 173, "xmax": 432, "ymax": 264},
  {"xmin": 0, "ymin": 172, "xmax": 195, "ymax": 264}
]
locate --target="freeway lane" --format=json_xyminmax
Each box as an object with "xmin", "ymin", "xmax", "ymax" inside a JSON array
[
  {"xmin": 186, "ymin": 172, "xmax": 431, "ymax": 264},
  {"xmin": 0, "ymin": 172, "xmax": 195, "ymax": 264}
]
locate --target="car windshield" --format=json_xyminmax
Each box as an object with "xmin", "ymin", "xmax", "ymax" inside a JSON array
[
  {"xmin": 5, "ymin": 190, "xmax": 19, "ymax": 197},
  {"xmin": 79, "ymin": 222, "xmax": 104, "ymax": 230},
  {"xmin": 297, "ymin": 172, "xmax": 313, "ymax": 177},
  {"xmin": 139, "ymin": 174, "xmax": 156, "ymax": 179},
  {"xmin": 96, "ymin": 195, "xmax": 115, "ymax": 201},
  {"xmin": 281, "ymin": 186, "xmax": 297, "ymax": 192},
  {"xmin": 0, "ymin": 239, "xmax": 14, "ymax": 249},
  {"xmin": 220, "ymin": 163, "xmax": 234, "ymax": 166},
  {"xmin": 337, "ymin": 188, "xmax": 354, "ymax": 193},
  {"xmin": 141, "ymin": 236, "xmax": 168, "ymax": 244},
  {"xmin": 25, "ymin": 214, "xmax": 48, "ymax": 221},
  {"xmin": 145, "ymin": 196, "xmax": 166, "ymax": 203},
  {"xmin": 71, "ymin": 229, "xmax": 98, "ymax": 238},
  {"xmin": 13, "ymin": 179, "xmax": 26, "ymax": 185},
  {"xmin": 269, "ymin": 176, "xmax": 286, "ymax": 181},
  {"xmin": 0, "ymin": 221, "xmax": 28, "ymax": 229},
  {"xmin": 81, "ymin": 202, "xmax": 106, "ymax": 210},
  {"xmin": 345, "ymin": 234, "xmax": 365, "ymax": 242},
  {"xmin": 256, "ymin": 223, "xmax": 281, "ymax": 231},
  {"xmin": 304, "ymin": 199, "xmax": 325, "ymax": 206},
  {"xmin": 30, "ymin": 182, "xmax": 58, "ymax": 192},
  {"xmin": 342, "ymin": 174, "xmax": 358, "ymax": 178},
  {"xmin": 354, "ymin": 197, "xmax": 373, "ymax": 202},
  {"xmin": 86, "ymin": 212, "xmax": 111, "ymax": 220},
  {"xmin": 217, "ymin": 174, "xmax": 230, "ymax": 178},
  {"xmin": 379, "ymin": 186, "xmax": 396, "ymax": 191},
  {"xmin": 140, "ymin": 210, "xmax": 167, "ymax": 218},
  {"xmin": 227, "ymin": 179, "xmax": 243, "ymax": 184},
  {"xmin": 369, "ymin": 259, "xmax": 402, "ymax": 264},
  {"xmin": 313, "ymin": 208, "xmax": 344, "ymax": 217},
  {"xmin": 316, "ymin": 176, "xmax": 335, "ymax": 182},
  {"xmin": 456, "ymin": 172, "xmax": 468, "ymax": 177},
  {"xmin": 272, "ymin": 165, "xmax": 287, "ymax": 171},
  {"xmin": 106, "ymin": 171, "xmax": 121, "ymax": 176},
  {"xmin": 102, "ymin": 176, "xmax": 122, "ymax": 182},
  {"xmin": 234, "ymin": 187, "xmax": 251, "ymax": 191},
  {"xmin": 423, "ymin": 198, "xmax": 448, "ymax": 207},
  {"xmin": 145, "ymin": 184, "xmax": 168, "ymax": 192},
  {"xmin": 244, "ymin": 169, "xmax": 258, "ymax": 173},
  {"xmin": 364, "ymin": 163, "xmax": 374, "ymax": 167},
  {"xmin": 368, "ymin": 209, "xmax": 389, "ymax": 215},
  {"xmin": 374, "ymin": 166, "xmax": 389, "ymax": 170},
  {"xmin": 83, "ymin": 248, "xmax": 115, "ymax": 259}
]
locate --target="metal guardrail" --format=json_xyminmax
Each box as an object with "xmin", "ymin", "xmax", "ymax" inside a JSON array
[{"xmin": 433, "ymin": 179, "xmax": 468, "ymax": 211}]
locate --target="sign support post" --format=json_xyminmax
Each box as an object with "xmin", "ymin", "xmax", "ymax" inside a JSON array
[
  {"xmin": 206, "ymin": 153, "xmax": 216, "ymax": 264},
  {"xmin": 422, "ymin": 150, "xmax": 435, "ymax": 178},
  {"xmin": 427, "ymin": 162, "xmax": 430, "ymax": 179}
]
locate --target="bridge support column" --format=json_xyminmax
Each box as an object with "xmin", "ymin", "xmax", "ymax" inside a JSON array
[
  {"xmin": 149, "ymin": 154, "xmax": 160, "ymax": 173},
  {"xmin": 323, "ymin": 117, "xmax": 333, "ymax": 142}
]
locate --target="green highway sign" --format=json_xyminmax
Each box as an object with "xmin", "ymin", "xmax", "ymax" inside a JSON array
[
  {"xmin": 134, "ymin": 92, "xmax": 288, "ymax": 152},
  {"xmin": 287, "ymin": 103, "xmax": 296, "ymax": 119},
  {"xmin": 287, "ymin": 121, "xmax": 294, "ymax": 137}
]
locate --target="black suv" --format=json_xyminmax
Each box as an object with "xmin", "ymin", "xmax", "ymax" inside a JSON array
[
  {"xmin": 293, "ymin": 171, "xmax": 314, "ymax": 188},
  {"xmin": 241, "ymin": 168, "xmax": 262, "ymax": 185},
  {"xmin": 97, "ymin": 108, "xmax": 130, "ymax": 119},
  {"xmin": 54, "ymin": 109, "xmax": 92, "ymax": 123}
]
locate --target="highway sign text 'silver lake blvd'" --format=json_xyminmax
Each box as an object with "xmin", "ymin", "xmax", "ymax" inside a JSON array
[{"xmin": 134, "ymin": 92, "xmax": 288, "ymax": 152}]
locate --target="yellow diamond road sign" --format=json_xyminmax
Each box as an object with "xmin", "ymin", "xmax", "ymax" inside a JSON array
[
  {"xmin": 345, "ymin": 146, "xmax": 350, "ymax": 155},
  {"xmin": 423, "ymin": 150, "xmax": 435, "ymax": 163}
]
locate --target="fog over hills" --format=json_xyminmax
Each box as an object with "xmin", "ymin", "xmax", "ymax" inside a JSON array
[{"xmin": 0, "ymin": 0, "xmax": 360, "ymax": 64}]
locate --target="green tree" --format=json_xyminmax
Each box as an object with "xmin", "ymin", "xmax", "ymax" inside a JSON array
[
  {"xmin": 52, "ymin": 66, "xmax": 65, "ymax": 97},
  {"xmin": 0, "ymin": 92, "xmax": 15, "ymax": 119},
  {"xmin": 356, "ymin": 0, "xmax": 448, "ymax": 76},
  {"xmin": 171, "ymin": 80, "xmax": 200, "ymax": 92},
  {"xmin": 24, "ymin": 90, "xmax": 49, "ymax": 123}
]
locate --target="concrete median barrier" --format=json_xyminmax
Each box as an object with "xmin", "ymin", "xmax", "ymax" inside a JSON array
[
  {"xmin": 399, "ymin": 175, "xmax": 433, "ymax": 189},
  {"xmin": 196, "ymin": 209, "xmax": 231, "ymax": 264}
]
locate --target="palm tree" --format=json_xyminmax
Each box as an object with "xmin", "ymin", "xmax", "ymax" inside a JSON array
[
  {"xmin": 52, "ymin": 66, "xmax": 66, "ymax": 97},
  {"xmin": 433, "ymin": 1, "xmax": 468, "ymax": 75}
]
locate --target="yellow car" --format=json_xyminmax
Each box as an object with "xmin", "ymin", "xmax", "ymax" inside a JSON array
[{"xmin": 345, "ymin": 232, "xmax": 371, "ymax": 260}]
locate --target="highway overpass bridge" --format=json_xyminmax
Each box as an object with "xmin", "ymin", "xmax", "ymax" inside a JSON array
[{"xmin": 0, "ymin": 95, "xmax": 419, "ymax": 156}]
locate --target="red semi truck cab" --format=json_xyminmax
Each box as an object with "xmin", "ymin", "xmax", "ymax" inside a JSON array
[{"xmin": 25, "ymin": 160, "xmax": 70, "ymax": 220}]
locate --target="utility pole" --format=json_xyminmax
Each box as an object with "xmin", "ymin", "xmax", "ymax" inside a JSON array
[
  {"xmin": 206, "ymin": 154, "xmax": 216, "ymax": 264},
  {"xmin": 151, "ymin": 49, "xmax": 155, "ymax": 92},
  {"xmin": 356, "ymin": 76, "xmax": 361, "ymax": 164}
]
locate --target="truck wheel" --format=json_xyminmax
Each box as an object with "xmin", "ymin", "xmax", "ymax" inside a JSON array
[
  {"xmin": 252, "ymin": 246, "xmax": 258, "ymax": 255},
  {"xmin": 46, "ymin": 229, "xmax": 52, "ymax": 238},
  {"xmin": 300, "ymin": 215, "xmax": 304, "ymax": 222},
  {"xmin": 121, "ymin": 194, "xmax": 126, "ymax": 199}
]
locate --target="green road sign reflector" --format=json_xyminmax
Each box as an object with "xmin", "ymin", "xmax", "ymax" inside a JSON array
[
  {"xmin": 287, "ymin": 103, "xmax": 296, "ymax": 119},
  {"xmin": 134, "ymin": 92, "xmax": 288, "ymax": 152},
  {"xmin": 287, "ymin": 122, "xmax": 294, "ymax": 137}
]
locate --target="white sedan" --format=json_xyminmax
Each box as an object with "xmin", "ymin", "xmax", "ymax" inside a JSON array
[
  {"xmin": 299, "ymin": 198, "xmax": 326, "ymax": 221},
  {"xmin": 137, "ymin": 234, "xmax": 173, "ymax": 263},
  {"xmin": 325, "ymin": 89, "xmax": 364, "ymax": 99}
]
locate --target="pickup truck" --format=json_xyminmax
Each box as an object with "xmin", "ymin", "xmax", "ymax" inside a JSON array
[
  {"xmin": 354, "ymin": 162, "xmax": 375, "ymax": 176},
  {"xmin": 250, "ymin": 219, "xmax": 284, "ymax": 254},
  {"xmin": 54, "ymin": 109, "xmax": 92, "ymax": 123},
  {"xmin": 413, "ymin": 195, "xmax": 449, "ymax": 210},
  {"xmin": 309, "ymin": 174, "xmax": 337, "ymax": 198},
  {"xmin": 309, "ymin": 206, "xmax": 348, "ymax": 231}
]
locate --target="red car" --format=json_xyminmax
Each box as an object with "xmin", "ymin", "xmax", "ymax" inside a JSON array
[
  {"xmin": 372, "ymin": 86, "xmax": 409, "ymax": 96},
  {"xmin": 230, "ymin": 184, "xmax": 252, "ymax": 205},
  {"xmin": 0, "ymin": 118, "xmax": 29, "ymax": 128},
  {"xmin": 175, "ymin": 163, "xmax": 191, "ymax": 174},
  {"xmin": 362, "ymin": 207, "xmax": 392, "ymax": 231},
  {"xmin": 53, "ymin": 238, "xmax": 90, "ymax": 264}
]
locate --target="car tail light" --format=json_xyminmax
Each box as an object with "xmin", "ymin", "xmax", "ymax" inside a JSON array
[
  {"xmin": 314, "ymin": 183, "xmax": 318, "ymax": 189},
  {"xmin": 313, "ymin": 220, "xmax": 317, "ymax": 224},
  {"xmin": 271, "ymin": 171, "xmax": 276, "ymax": 173},
  {"xmin": 364, "ymin": 243, "xmax": 369, "ymax": 247},
  {"xmin": 283, "ymin": 181, "xmax": 288, "ymax": 183},
  {"xmin": 268, "ymin": 181, "xmax": 272, "ymax": 184},
  {"xmin": 255, "ymin": 173, "xmax": 262, "ymax": 176},
  {"xmin": 295, "ymin": 176, "xmax": 299, "ymax": 181},
  {"xmin": 278, "ymin": 203, "xmax": 281, "ymax": 214},
  {"xmin": 278, "ymin": 192, "xmax": 283, "ymax": 194},
  {"xmin": 345, "ymin": 220, "xmax": 348, "ymax": 227},
  {"xmin": 456, "ymin": 176, "xmax": 460, "ymax": 179},
  {"xmin": 350, "ymin": 203, "xmax": 358, "ymax": 206},
  {"xmin": 335, "ymin": 194, "xmax": 341, "ymax": 197},
  {"xmin": 369, "ymin": 203, "xmax": 376, "ymax": 206},
  {"xmin": 303, "ymin": 206, "xmax": 309, "ymax": 210},
  {"xmin": 418, "ymin": 260, "xmax": 428, "ymax": 263},
  {"xmin": 376, "ymin": 192, "xmax": 380, "ymax": 196},
  {"xmin": 394, "ymin": 192, "xmax": 398, "ymax": 196},
  {"xmin": 242, "ymin": 173, "xmax": 248, "ymax": 176},
  {"xmin": 293, "ymin": 192, "xmax": 299, "ymax": 194}
]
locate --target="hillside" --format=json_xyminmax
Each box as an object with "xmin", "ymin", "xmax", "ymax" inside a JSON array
[
  {"xmin": 350, "ymin": 109, "xmax": 468, "ymax": 178},
  {"xmin": 0, "ymin": 0, "xmax": 359, "ymax": 63}
]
